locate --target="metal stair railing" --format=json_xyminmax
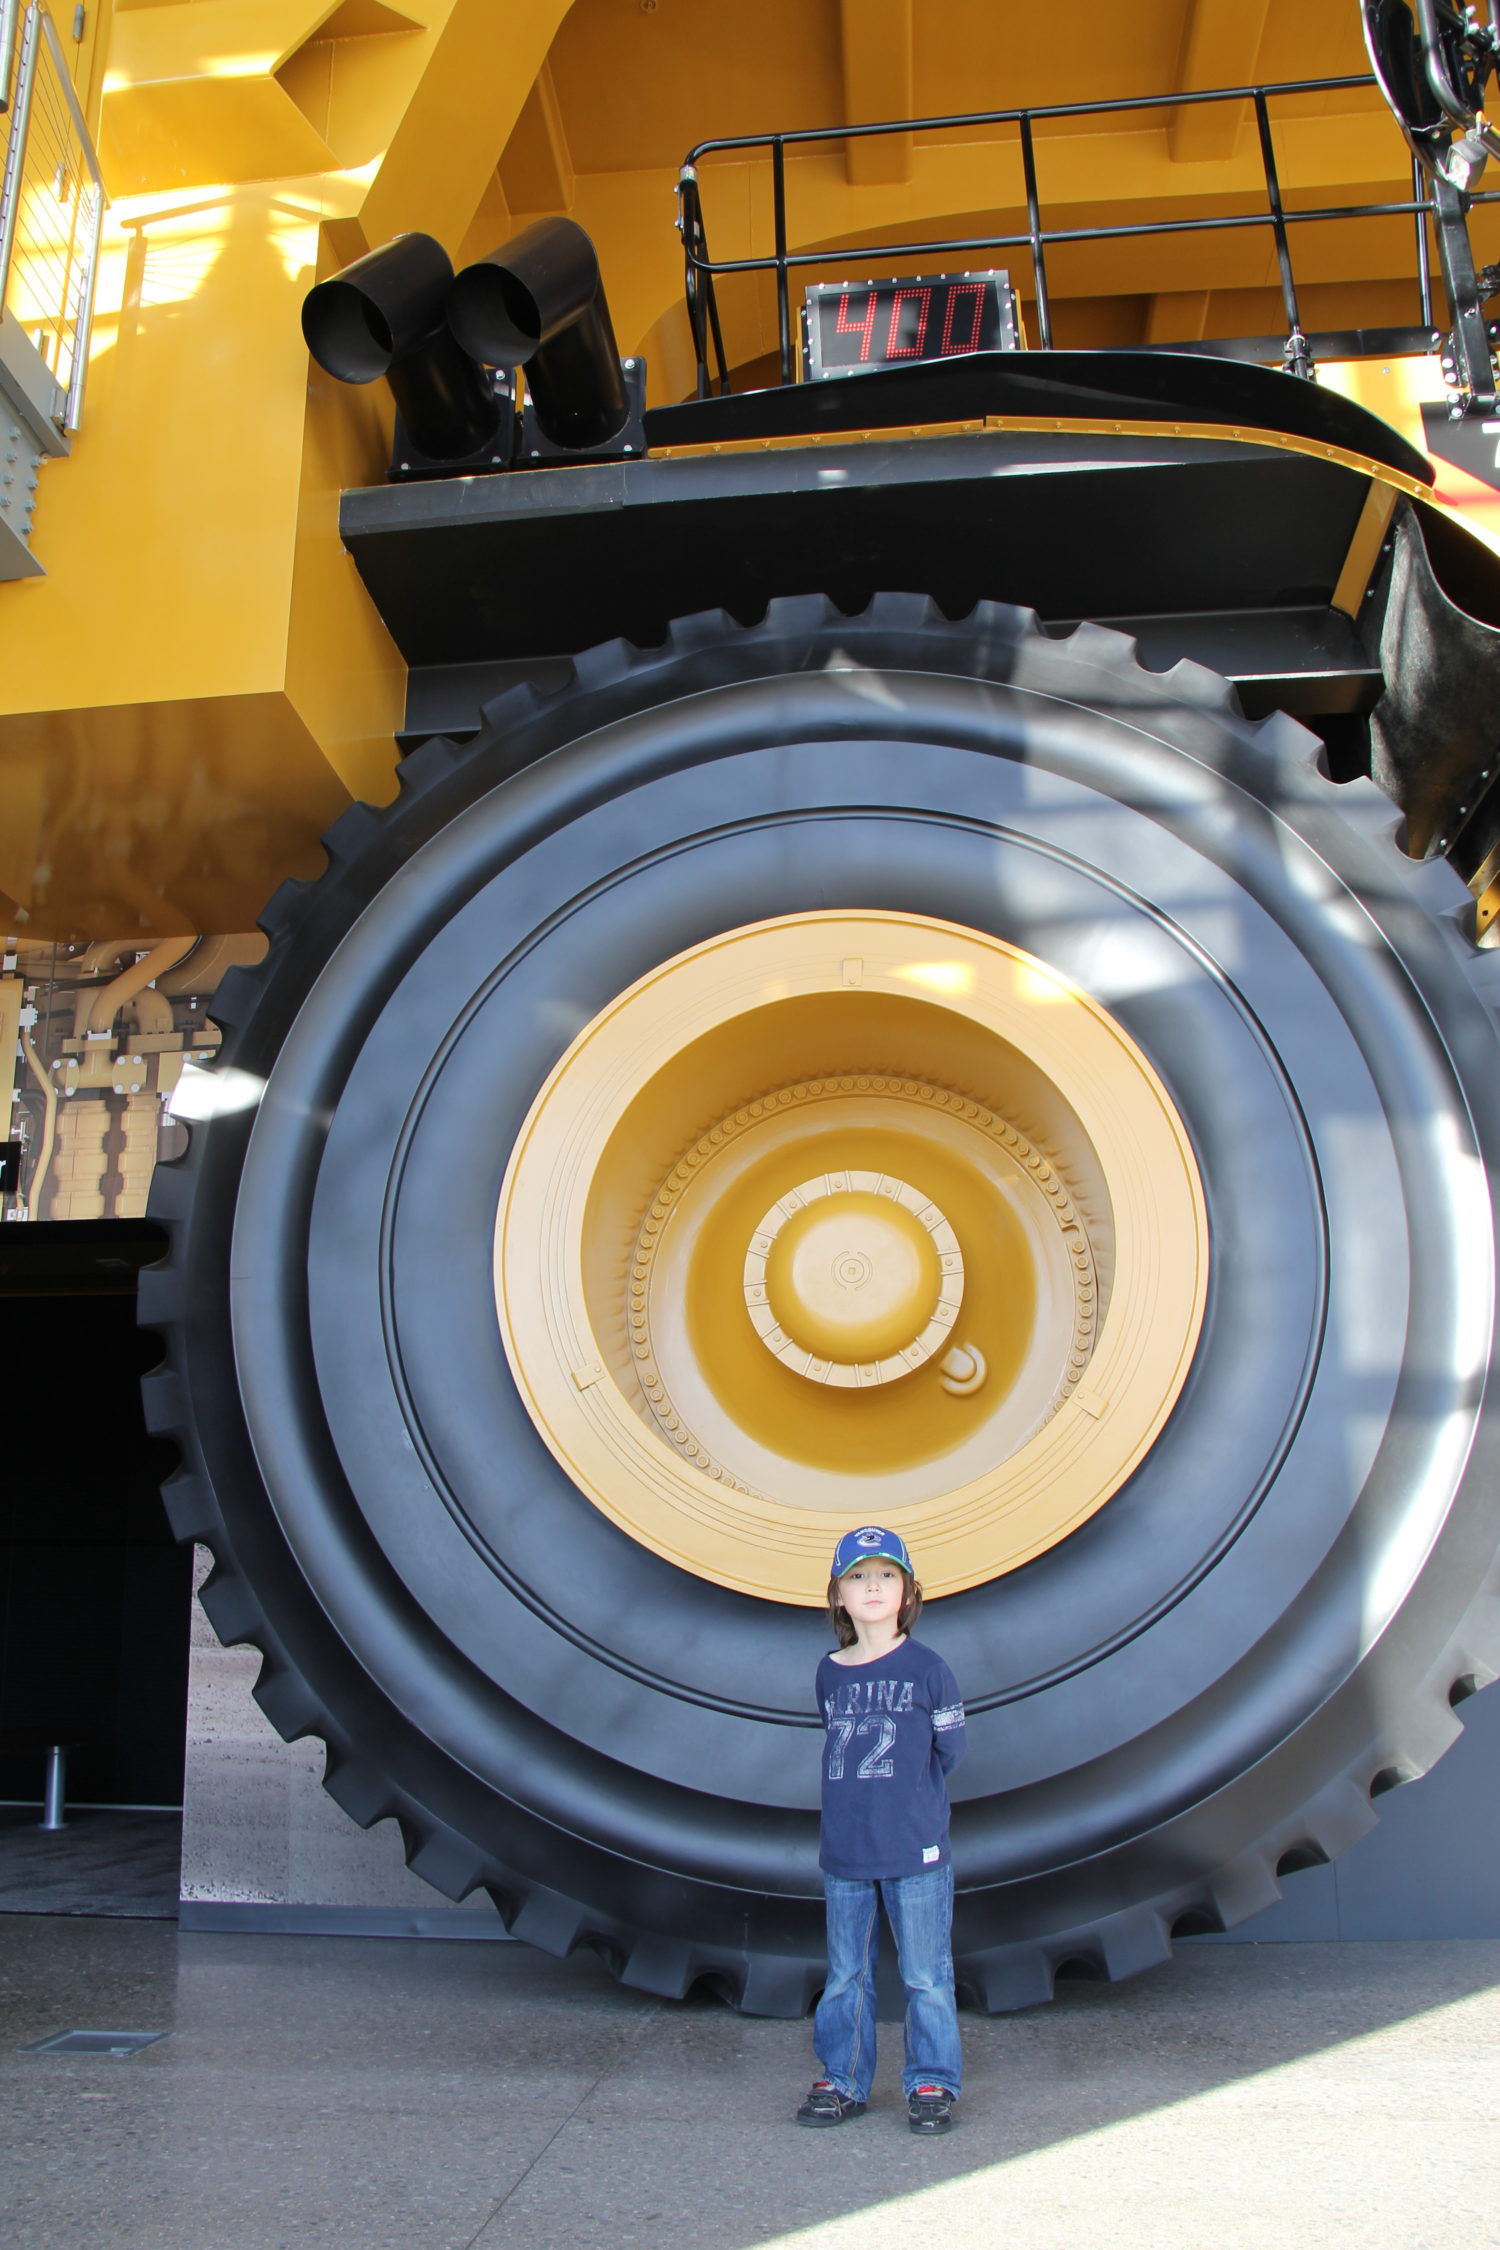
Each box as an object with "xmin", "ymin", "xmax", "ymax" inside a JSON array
[{"xmin": 0, "ymin": 0, "xmax": 105, "ymax": 436}]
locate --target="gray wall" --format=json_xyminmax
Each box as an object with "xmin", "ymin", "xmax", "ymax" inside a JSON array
[
  {"xmin": 1197, "ymin": 1681, "xmax": 1500, "ymax": 1943},
  {"xmin": 178, "ymin": 1549, "xmax": 498, "ymax": 1936}
]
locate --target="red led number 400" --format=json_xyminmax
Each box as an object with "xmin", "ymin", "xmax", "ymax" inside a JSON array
[{"xmin": 824, "ymin": 279, "xmax": 993, "ymax": 369}]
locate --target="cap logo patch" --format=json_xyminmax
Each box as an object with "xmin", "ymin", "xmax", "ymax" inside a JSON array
[{"xmin": 855, "ymin": 1529, "xmax": 884, "ymax": 1547}]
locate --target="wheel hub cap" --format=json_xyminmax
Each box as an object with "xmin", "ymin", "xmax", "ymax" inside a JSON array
[
  {"xmin": 745, "ymin": 1173, "xmax": 963, "ymax": 1385},
  {"xmin": 495, "ymin": 911, "xmax": 1208, "ymax": 1601}
]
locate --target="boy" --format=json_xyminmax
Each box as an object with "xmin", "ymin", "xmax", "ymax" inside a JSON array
[{"xmin": 796, "ymin": 1524, "xmax": 966, "ymax": 2136}]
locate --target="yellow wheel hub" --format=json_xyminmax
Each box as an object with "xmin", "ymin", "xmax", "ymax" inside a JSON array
[{"xmin": 495, "ymin": 911, "xmax": 1208, "ymax": 1603}]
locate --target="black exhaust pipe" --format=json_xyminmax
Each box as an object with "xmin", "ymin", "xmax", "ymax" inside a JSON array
[
  {"xmin": 447, "ymin": 218, "xmax": 631, "ymax": 452},
  {"xmin": 301, "ymin": 232, "xmax": 505, "ymax": 464}
]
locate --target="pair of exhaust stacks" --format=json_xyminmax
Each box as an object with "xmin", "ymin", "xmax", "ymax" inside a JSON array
[{"xmin": 302, "ymin": 217, "xmax": 632, "ymax": 468}]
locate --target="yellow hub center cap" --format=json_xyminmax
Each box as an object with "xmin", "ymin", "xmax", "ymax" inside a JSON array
[{"xmin": 745, "ymin": 1174, "xmax": 963, "ymax": 1384}]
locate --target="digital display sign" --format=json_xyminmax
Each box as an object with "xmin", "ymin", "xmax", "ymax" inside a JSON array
[{"xmin": 802, "ymin": 271, "xmax": 1017, "ymax": 381}]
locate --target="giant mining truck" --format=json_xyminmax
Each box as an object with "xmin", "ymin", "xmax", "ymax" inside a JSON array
[{"xmin": 8, "ymin": 0, "xmax": 1500, "ymax": 2012}]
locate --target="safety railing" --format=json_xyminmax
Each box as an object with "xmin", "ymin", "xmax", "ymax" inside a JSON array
[
  {"xmin": 677, "ymin": 75, "xmax": 1500, "ymax": 403},
  {"xmin": 0, "ymin": 1, "xmax": 105, "ymax": 432}
]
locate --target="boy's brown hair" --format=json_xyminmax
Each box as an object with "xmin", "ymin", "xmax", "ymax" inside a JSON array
[{"xmin": 826, "ymin": 1564, "xmax": 923, "ymax": 1649}]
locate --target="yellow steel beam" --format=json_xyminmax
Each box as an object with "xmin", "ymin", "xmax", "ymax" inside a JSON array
[
  {"xmin": 840, "ymin": 0, "xmax": 913, "ymax": 187},
  {"xmin": 1144, "ymin": 289, "xmax": 1211, "ymax": 344},
  {"xmin": 100, "ymin": 0, "xmax": 345, "ymax": 193},
  {"xmin": 274, "ymin": 3, "xmax": 430, "ymax": 179},
  {"xmin": 459, "ymin": 166, "xmax": 514, "ymax": 268},
  {"xmin": 1169, "ymin": 0, "xmax": 1271, "ymax": 162},
  {"xmin": 2, "ymin": 0, "xmax": 574, "ymax": 937},
  {"xmin": 356, "ymin": 0, "xmax": 571, "ymax": 248},
  {"xmin": 1331, "ymin": 477, "xmax": 1400, "ymax": 618},
  {"xmin": 502, "ymin": 60, "xmax": 575, "ymax": 216}
]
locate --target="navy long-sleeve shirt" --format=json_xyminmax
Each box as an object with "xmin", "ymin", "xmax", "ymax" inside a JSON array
[{"xmin": 815, "ymin": 1636, "xmax": 966, "ymax": 1880}]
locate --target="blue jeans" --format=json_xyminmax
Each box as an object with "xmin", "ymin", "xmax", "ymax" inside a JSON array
[{"xmin": 814, "ymin": 1864, "xmax": 962, "ymax": 2103}]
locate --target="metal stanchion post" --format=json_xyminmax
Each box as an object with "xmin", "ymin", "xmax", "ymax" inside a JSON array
[{"xmin": 39, "ymin": 1743, "xmax": 67, "ymax": 1831}]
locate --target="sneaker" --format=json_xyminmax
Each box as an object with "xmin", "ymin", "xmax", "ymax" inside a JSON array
[
  {"xmin": 907, "ymin": 2083, "xmax": 957, "ymax": 2134},
  {"xmin": 796, "ymin": 2078, "xmax": 867, "ymax": 2127}
]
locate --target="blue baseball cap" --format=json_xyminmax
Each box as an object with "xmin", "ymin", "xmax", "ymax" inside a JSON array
[{"xmin": 831, "ymin": 1525, "xmax": 913, "ymax": 1578}]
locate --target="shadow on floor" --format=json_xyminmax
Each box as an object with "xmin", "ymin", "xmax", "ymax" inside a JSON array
[
  {"xmin": 0, "ymin": 1807, "xmax": 180, "ymax": 1918},
  {"xmin": 2, "ymin": 1917, "xmax": 1499, "ymax": 2250}
]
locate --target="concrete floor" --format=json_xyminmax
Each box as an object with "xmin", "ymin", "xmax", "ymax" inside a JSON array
[
  {"xmin": 0, "ymin": 1809, "xmax": 180, "ymax": 1919},
  {"xmin": 2, "ymin": 1919, "xmax": 1498, "ymax": 2250}
]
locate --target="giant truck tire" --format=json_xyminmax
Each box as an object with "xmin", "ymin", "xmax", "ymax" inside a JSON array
[{"xmin": 143, "ymin": 595, "xmax": 1500, "ymax": 2016}]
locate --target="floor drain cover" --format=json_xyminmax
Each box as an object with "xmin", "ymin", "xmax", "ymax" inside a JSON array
[{"xmin": 24, "ymin": 2030, "xmax": 166, "ymax": 2058}]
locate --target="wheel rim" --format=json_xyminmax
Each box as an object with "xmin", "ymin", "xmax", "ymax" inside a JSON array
[{"xmin": 495, "ymin": 910, "xmax": 1209, "ymax": 1600}]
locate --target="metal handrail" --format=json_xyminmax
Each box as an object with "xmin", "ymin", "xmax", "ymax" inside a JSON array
[
  {"xmin": 36, "ymin": 6, "xmax": 102, "ymax": 429},
  {"xmin": 0, "ymin": 2, "xmax": 39, "ymax": 295},
  {"xmin": 0, "ymin": 2, "xmax": 106, "ymax": 431},
  {"xmin": 677, "ymin": 72, "xmax": 1493, "ymax": 398},
  {"xmin": 0, "ymin": 0, "xmax": 20, "ymax": 114}
]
